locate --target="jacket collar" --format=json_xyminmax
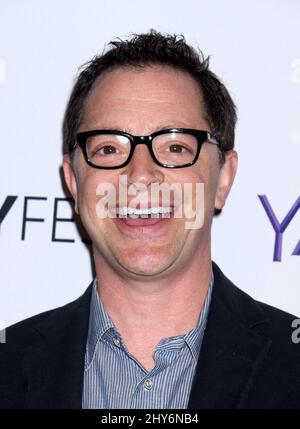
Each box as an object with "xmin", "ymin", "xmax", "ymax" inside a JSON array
[
  {"xmin": 23, "ymin": 284, "xmax": 93, "ymax": 409},
  {"xmin": 23, "ymin": 262, "xmax": 271, "ymax": 409},
  {"xmin": 187, "ymin": 262, "xmax": 271, "ymax": 408}
]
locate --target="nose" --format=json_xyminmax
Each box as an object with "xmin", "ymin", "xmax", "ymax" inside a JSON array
[{"xmin": 123, "ymin": 143, "xmax": 165, "ymax": 188}]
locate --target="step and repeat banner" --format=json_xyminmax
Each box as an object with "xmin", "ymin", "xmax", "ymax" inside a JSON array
[{"xmin": 0, "ymin": 0, "xmax": 299, "ymax": 327}]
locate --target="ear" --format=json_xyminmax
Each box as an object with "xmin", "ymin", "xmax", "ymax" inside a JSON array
[
  {"xmin": 62, "ymin": 154, "xmax": 79, "ymax": 214},
  {"xmin": 214, "ymin": 150, "xmax": 238, "ymax": 210}
]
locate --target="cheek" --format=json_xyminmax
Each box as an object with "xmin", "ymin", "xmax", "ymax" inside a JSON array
[
  {"xmin": 179, "ymin": 165, "xmax": 208, "ymax": 198},
  {"xmin": 181, "ymin": 160, "xmax": 218, "ymax": 217},
  {"xmin": 76, "ymin": 180, "xmax": 97, "ymax": 224},
  {"xmin": 193, "ymin": 150, "xmax": 220, "ymax": 194},
  {"xmin": 76, "ymin": 169, "xmax": 116, "ymax": 218}
]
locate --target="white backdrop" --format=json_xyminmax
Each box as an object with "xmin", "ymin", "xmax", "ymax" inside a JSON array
[{"xmin": 0, "ymin": 0, "xmax": 299, "ymax": 327}]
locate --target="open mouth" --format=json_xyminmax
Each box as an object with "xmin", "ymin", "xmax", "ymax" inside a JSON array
[
  {"xmin": 113, "ymin": 206, "xmax": 175, "ymax": 230},
  {"xmin": 116, "ymin": 206, "xmax": 173, "ymax": 219}
]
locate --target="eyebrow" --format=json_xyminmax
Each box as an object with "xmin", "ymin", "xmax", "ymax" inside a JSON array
[{"xmin": 85, "ymin": 124, "xmax": 193, "ymax": 135}]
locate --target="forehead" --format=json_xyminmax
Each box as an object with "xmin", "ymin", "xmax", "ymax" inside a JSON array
[{"xmin": 80, "ymin": 65, "xmax": 208, "ymax": 133}]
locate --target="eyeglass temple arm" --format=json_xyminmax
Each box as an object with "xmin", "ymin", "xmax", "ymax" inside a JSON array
[{"xmin": 207, "ymin": 132, "xmax": 220, "ymax": 146}]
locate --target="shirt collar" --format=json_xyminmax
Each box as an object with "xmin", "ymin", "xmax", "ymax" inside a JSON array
[
  {"xmin": 85, "ymin": 280, "xmax": 116, "ymax": 368},
  {"xmin": 85, "ymin": 272, "xmax": 214, "ymax": 368},
  {"xmin": 183, "ymin": 273, "xmax": 213, "ymax": 361}
]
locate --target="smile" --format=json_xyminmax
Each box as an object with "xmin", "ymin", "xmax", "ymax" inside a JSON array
[
  {"xmin": 112, "ymin": 206, "xmax": 175, "ymax": 233},
  {"xmin": 116, "ymin": 206, "xmax": 173, "ymax": 218}
]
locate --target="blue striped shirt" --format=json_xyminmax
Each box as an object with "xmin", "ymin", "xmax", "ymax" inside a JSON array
[{"xmin": 82, "ymin": 275, "xmax": 213, "ymax": 409}]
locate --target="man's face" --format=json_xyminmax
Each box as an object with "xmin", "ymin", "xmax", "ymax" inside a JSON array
[{"xmin": 63, "ymin": 66, "xmax": 237, "ymax": 279}]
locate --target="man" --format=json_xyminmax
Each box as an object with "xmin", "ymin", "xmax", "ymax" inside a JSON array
[{"xmin": 0, "ymin": 30, "xmax": 299, "ymax": 409}]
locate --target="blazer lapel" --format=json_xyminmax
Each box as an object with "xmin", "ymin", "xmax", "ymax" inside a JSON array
[
  {"xmin": 188, "ymin": 262, "xmax": 272, "ymax": 409},
  {"xmin": 21, "ymin": 263, "xmax": 272, "ymax": 409},
  {"xmin": 23, "ymin": 283, "xmax": 93, "ymax": 409}
]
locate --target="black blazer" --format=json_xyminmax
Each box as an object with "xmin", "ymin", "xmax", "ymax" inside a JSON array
[{"xmin": 1, "ymin": 262, "xmax": 300, "ymax": 409}]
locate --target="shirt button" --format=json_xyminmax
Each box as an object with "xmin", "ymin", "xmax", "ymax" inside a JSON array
[
  {"xmin": 113, "ymin": 337, "xmax": 121, "ymax": 347},
  {"xmin": 144, "ymin": 379, "xmax": 153, "ymax": 390}
]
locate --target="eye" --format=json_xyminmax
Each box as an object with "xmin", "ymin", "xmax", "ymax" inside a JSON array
[
  {"xmin": 168, "ymin": 144, "xmax": 188, "ymax": 153},
  {"xmin": 98, "ymin": 145, "xmax": 117, "ymax": 155}
]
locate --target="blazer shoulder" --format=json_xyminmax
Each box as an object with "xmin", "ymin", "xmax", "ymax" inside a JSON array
[
  {"xmin": 0, "ymin": 283, "xmax": 93, "ymax": 409},
  {"xmin": 256, "ymin": 299, "xmax": 299, "ymax": 323},
  {"xmin": 252, "ymin": 298, "xmax": 299, "ymax": 346},
  {"xmin": 212, "ymin": 261, "xmax": 300, "ymax": 351},
  {"xmin": 2, "ymin": 282, "xmax": 93, "ymax": 348}
]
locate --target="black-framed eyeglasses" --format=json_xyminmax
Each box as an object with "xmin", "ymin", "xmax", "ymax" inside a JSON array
[{"xmin": 71, "ymin": 128, "xmax": 221, "ymax": 169}]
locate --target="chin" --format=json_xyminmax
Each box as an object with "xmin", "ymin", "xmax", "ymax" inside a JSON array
[{"xmin": 118, "ymin": 253, "xmax": 173, "ymax": 277}]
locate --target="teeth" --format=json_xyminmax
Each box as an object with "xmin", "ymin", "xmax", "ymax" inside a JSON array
[{"xmin": 117, "ymin": 206, "xmax": 173, "ymax": 217}]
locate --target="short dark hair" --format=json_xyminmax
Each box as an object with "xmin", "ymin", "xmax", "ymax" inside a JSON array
[{"xmin": 62, "ymin": 29, "xmax": 237, "ymax": 164}]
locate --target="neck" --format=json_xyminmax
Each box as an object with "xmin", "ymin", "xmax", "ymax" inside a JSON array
[{"xmin": 93, "ymin": 246, "xmax": 213, "ymax": 341}]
